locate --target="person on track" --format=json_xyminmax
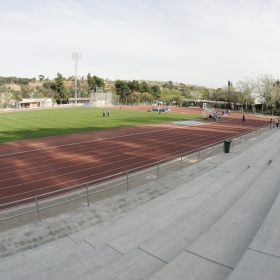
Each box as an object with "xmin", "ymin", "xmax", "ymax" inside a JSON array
[
  {"xmin": 275, "ymin": 118, "xmax": 279, "ymax": 128},
  {"xmin": 242, "ymin": 115, "xmax": 245, "ymax": 123}
]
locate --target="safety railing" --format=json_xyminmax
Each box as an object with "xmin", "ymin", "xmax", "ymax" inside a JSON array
[{"xmin": 0, "ymin": 124, "xmax": 271, "ymax": 222}]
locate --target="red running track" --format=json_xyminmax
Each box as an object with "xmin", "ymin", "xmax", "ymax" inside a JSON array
[{"xmin": 0, "ymin": 107, "xmax": 269, "ymax": 209}]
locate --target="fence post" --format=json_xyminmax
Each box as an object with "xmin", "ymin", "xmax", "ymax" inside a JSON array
[
  {"xmin": 35, "ymin": 197, "xmax": 41, "ymax": 222},
  {"xmin": 198, "ymin": 149, "xmax": 200, "ymax": 163},
  {"xmin": 157, "ymin": 162, "xmax": 160, "ymax": 180},
  {"xmin": 180, "ymin": 155, "xmax": 183, "ymax": 171},
  {"xmin": 126, "ymin": 171, "xmax": 129, "ymax": 192},
  {"xmin": 86, "ymin": 183, "xmax": 89, "ymax": 206}
]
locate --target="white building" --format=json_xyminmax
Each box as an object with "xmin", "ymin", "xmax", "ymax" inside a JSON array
[{"xmin": 16, "ymin": 98, "xmax": 53, "ymax": 108}]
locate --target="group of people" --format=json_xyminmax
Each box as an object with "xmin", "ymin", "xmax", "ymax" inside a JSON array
[
  {"xmin": 103, "ymin": 110, "xmax": 110, "ymax": 117},
  {"xmin": 270, "ymin": 118, "xmax": 279, "ymax": 128},
  {"xmin": 221, "ymin": 109, "xmax": 230, "ymax": 115}
]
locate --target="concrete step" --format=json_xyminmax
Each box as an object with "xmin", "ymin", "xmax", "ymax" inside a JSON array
[
  {"xmin": 0, "ymin": 237, "xmax": 74, "ymax": 270},
  {"xmin": 22, "ymin": 244, "xmax": 123, "ymax": 280},
  {"xmin": 149, "ymin": 251, "xmax": 232, "ymax": 280},
  {"xmin": 226, "ymin": 249, "xmax": 280, "ymax": 280},
  {"xmin": 103, "ymin": 171, "xmax": 242, "ymax": 256},
  {"xmin": 227, "ymin": 157, "xmax": 280, "ymax": 279},
  {"xmin": 83, "ymin": 175, "xmax": 219, "ymax": 249},
  {"xmin": 85, "ymin": 248, "xmax": 166, "ymax": 280},
  {"xmin": 186, "ymin": 158, "xmax": 280, "ymax": 270},
  {"xmin": 70, "ymin": 175, "xmax": 219, "ymax": 245},
  {"xmin": 0, "ymin": 241, "xmax": 93, "ymax": 280},
  {"xmin": 148, "ymin": 157, "xmax": 280, "ymax": 279},
  {"xmin": 139, "ymin": 166, "xmax": 263, "ymax": 263}
]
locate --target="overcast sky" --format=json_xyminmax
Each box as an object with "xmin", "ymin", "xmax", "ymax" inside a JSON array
[{"xmin": 1, "ymin": 0, "xmax": 279, "ymax": 88}]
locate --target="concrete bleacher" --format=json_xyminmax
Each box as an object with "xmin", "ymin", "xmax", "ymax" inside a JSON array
[
  {"xmin": 1, "ymin": 128, "xmax": 280, "ymax": 279},
  {"xmin": 227, "ymin": 153, "xmax": 280, "ymax": 280}
]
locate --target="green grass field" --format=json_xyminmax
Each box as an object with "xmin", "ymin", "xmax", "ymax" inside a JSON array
[{"xmin": 0, "ymin": 107, "xmax": 201, "ymax": 143}]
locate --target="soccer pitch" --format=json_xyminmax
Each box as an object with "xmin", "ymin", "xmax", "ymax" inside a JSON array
[{"xmin": 0, "ymin": 107, "xmax": 201, "ymax": 143}]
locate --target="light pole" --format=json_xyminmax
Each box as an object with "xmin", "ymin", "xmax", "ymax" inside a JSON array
[{"xmin": 72, "ymin": 52, "xmax": 81, "ymax": 105}]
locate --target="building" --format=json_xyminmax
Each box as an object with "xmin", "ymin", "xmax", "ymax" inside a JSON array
[
  {"xmin": 16, "ymin": 98, "xmax": 53, "ymax": 108},
  {"xmin": 68, "ymin": 98, "xmax": 89, "ymax": 105}
]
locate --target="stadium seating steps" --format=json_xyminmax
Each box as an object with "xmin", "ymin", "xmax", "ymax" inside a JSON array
[{"xmin": 1, "ymin": 129, "xmax": 280, "ymax": 279}]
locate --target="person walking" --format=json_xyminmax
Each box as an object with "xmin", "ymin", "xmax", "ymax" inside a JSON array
[
  {"xmin": 242, "ymin": 115, "xmax": 245, "ymax": 123},
  {"xmin": 270, "ymin": 119, "xmax": 272, "ymax": 128},
  {"xmin": 107, "ymin": 110, "xmax": 110, "ymax": 117},
  {"xmin": 103, "ymin": 110, "xmax": 105, "ymax": 117},
  {"xmin": 275, "ymin": 118, "xmax": 279, "ymax": 128}
]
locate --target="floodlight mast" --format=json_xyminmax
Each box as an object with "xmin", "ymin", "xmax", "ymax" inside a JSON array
[{"xmin": 72, "ymin": 52, "xmax": 81, "ymax": 105}]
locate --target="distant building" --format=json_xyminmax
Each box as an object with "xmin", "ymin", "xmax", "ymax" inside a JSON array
[
  {"xmin": 16, "ymin": 98, "xmax": 53, "ymax": 108},
  {"xmin": 68, "ymin": 98, "xmax": 89, "ymax": 105}
]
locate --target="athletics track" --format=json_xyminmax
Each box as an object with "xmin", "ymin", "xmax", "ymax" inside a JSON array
[{"xmin": 0, "ymin": 106, "xmax": 269, "ymax": 209}]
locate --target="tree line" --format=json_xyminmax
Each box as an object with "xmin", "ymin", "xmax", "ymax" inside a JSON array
[
  {"xmin": 208, "ymin": 74, "xmax": 280, "ymax": 114},
  {"xmin": 1, "ymin": 73, "xmax": 280, "ymax": 114},
  {"xmin": 114, "ymin": 80, "xmax": 212, "ymax": 106},
  {"xmin": 0, "ymin": 76, "xmax": 35, "ymax": 86}
]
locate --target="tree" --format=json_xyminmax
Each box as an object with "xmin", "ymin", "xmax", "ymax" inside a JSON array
[
  {"xmin": 151, "ymin": 85, "xmax": 161, "ymax": 100},
  {"xmin": 140, "ymin": 92, "xmax": 153, "ymax": 104},
  {"xmin": 87, "ymin": 74, "xmax": 105, "ymax": 91},
  {"xmin": 198, "ymin": 88, "xmax": 209, "ymax": 100},
  {"xmin": 128, "ymin": 80, "xmax": 142, "ymax": 92},
  {"xmin": 141, "ymin": 81, "xmax": 151, "ymax": 93},
  {"xmin": 51, "ymin": 73, "xmax": 69, "ymax": 104},
  {"xmin": 130, "ymin": 91, "xmax": 141, "ymax": 104},
  {"xmin": 162, "ymin": 81, "xmax": 174, "ymax": 89},
  {"xmin": 210, "ymin": 88, "xmax": 227, "ymax": 102},
  {"xmin": 161, "ymin": 88, "xmax": 182, "ymax": 105},
  {"xmin": 115, "ymin": 80, "xmax": 131, "ymax": 104},
  {"xmin": 39, "ymin": 75, "xmax": 45, "ymax": 81},
  {"xmin": 43, "ymin": 81, "xmax": 53, "ymax": 89},
  {"xmin": 274, "ymin": 79, "xmax": 280, "ymax": 114},
  {"xmin": 238, "ymin": 74, "xmax": 279, "ymax": 115},
  {"xmin": 236, "ymin": 78, "xmax": 255, "ymax": 110},
  {"xmin": 0, "ymin": 88, "xmax": 13, "ymax": 108}
]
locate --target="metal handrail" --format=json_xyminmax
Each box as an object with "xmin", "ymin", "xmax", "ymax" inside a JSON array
[{"xmin": 0, "ymin": 124, "xmax": 270, "ymax": 222}]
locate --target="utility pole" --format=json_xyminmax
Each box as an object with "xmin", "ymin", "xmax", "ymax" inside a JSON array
[{"xmin": 72, "ymin": 52, "xmax": 81, "ymax": 105}]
